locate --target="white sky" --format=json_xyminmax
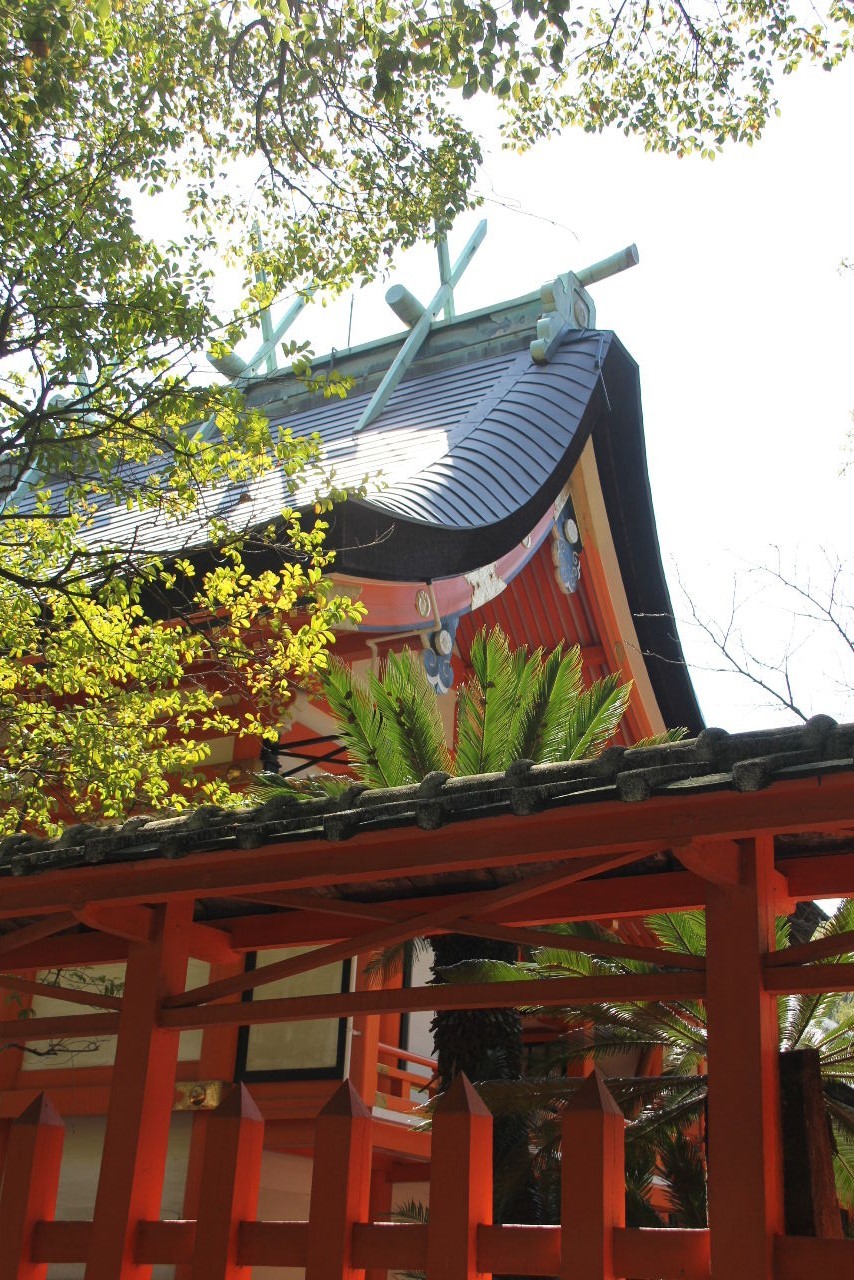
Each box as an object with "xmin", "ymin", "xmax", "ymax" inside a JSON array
[{"xmin": 196, "ymin": 61, "xmax": 854, "ymax": 733}]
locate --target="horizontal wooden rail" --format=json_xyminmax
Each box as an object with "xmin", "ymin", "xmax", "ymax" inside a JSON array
[
  {"xmin": 372, "ymin": 1092, "xmax": 425, "ymax": 1115},
  {"xmin": 0, "ymin": 974, "xmax": 123, "ymax": 1011},
  {"xmin": 764, "ymin": 927, "xmax": 854, "ymax": 967},
  {"xmin": 774, "ymin": 1234, "xmax": 854, "ymax": 1279},
  {"xmin": 135, "ymin": 1219, "xmax": 195, "ymax": 1265},
  {"xmin": 25, "ymin": 1215, "xmax": 854, "ymax": 1275},
  {"xmin": 764, "ymin": 962, "xmax": 854, "ymax": 995},
  {"xmin": 613, "ymin": 1227, "xmax": 710, "ymax": 1279},
  {"xmin": 13, "ymin": 1079, "xmax": 854, "ymax": 1280},
  {"xmin": 478, "ymin": 1224, "xmax": 561, "ymax": 1275},
  {"xmin": 376, "ymin": 1061, "xmax": 434, "ymax": 1089},
  {"xmin": 377, "ymin": 1040, "xmax": 437, "ymax": 1071},
  {"xmin": 31, "ymin": 1219, "xmax": 91, "ymax": 1263},
  {"xmin": 14, "ymin": 957, "xmax": 854, "ymax": 1043},
  {"xmin": 156, "ymin": 970, "xmax": 707, "ymax": 1032},
  {"xmin": 238, "ymin": 1220, "xmax": 309, "ymax": 1267},
  {"xmin": 353, "ymin": 1221, "xmax": 429, "ymax": 1269},
  {"xmin": 0, "ymin": 1011, "xmax": 120, "ymax": 1042},
  {"xmin": 1, "ymin": 971, "xmax": 705, "ymax": 1042}
]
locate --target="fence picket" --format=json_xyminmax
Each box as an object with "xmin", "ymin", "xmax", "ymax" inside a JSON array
[
  {"xmin": 428, "ymin": 1074, "xmax": 493, "ymax": 1280},
  {"xmin": 306, "ymin": 1080, "xmax": 373, "ymax": 1280},
  {"xmin": 561, "ymin": 1069, "xmax": 626, "ymax": 1280},
  {"xmin": 0, "ymin": 1095, "xmax": 64, "ymax": 1280},
  {"xmin": 189, "ymin": 1084, "xmax": 264, "ymax": 1280}
]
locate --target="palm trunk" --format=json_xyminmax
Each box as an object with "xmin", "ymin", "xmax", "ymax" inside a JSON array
[{"xmin": 429, "ymin": 933, "xmax": 540, "ymax": 1226}]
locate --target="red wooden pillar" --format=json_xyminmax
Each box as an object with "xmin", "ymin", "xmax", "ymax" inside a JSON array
[
  {"xmin": 561, "ymin": 1069, "xmax": 625, "ymax": 1280},
  {"xmin": 705, "ymin": 836, "xmax": 784, "ymax": 1279},
  {"xmin": 427, "ymin": 1075, "xmax": 492, "ymax": 1280},
  {"xmin": 306, "ymin": 1080, "xmax": 373, "ymax": 1280},
  {"xmin": 189, "ymin": 1085, "xmax": 264, "ymax": 1280},
  {"xmin": 0, "ymin": 1094, "xmax": 64, "ymax": 1280},
  {"xmin": 177, "ymin": 955, "xmax": 244, "ymax": 1280},
  {"xmin": 85, "ymin": 900, "xmax": 193, "ymax": 1280},
  {"xmin": 0, "ymin": 977, "xmax": 32, "ymax": 1177},
  {"xmin": 350, "ymin": 956, "xmax": 380, "ymax": 1107}
]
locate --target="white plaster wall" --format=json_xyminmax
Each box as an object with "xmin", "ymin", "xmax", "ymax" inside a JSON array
[
  {"xmin": 42, "ymin": 1118, "xmax": 321, "ymax": 1280},
  {"xmin": 252, "ymin": 1149, "xmax": 313, "ymax": 1279},
  {"xmin": 47, "ymin": 1114, "xmax": 192, "ymax": 1280}
]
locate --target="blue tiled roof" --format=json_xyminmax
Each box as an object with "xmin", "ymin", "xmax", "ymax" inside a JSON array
[{"xmin": 21, "ymin": 329, "xmax": 609, "ymax": 573}]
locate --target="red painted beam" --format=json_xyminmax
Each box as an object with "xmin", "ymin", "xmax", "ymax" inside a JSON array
[
  {"xmin": 764, "ymin": 927, "xmax": 854, "ymax": 968},
  {"xmin": 764, "ymin": 962, "xmax": 854, "ymax": 995},
  {"xmin": 135, "ymin": 1220, "xmax": 195, "ymax": 1265},
  {"xmin": 225, "ymin": 870, "xmax": 709, "ymax": 951},
  {"xmin": 157, "ymin": 971, "xmax": 705, "ymax": 1033},
  {"xmin": 0, "ymin": 931, "xmax": 129, "ymax": 971},
  {"xmin": 784, "ymin": 852, "xmax": 854, "ymax": 902},
  {"xmin": 3, "ymin": 971, "xmax": 706, "ymax": 1043},
  {"xmin": 2, "ymin": 773, "xmax": 851, "ymax": 919},
  {"xmin": 0, "ymin": 913, "xmax": 77, "ymax": 956},
  {"xmin": 0, "ymin": 1011, "xmax": 119, "ymax": 1044},
  {"xmin": 0, "ymin": 974, "xmax": 122, "ymax": 1011},
  {"xmin": 165, "ymin": 853, "xmax": 649, "ymax": 1009}
]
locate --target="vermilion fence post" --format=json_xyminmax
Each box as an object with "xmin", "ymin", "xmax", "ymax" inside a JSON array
[
  {"xmin": 0, "ymin": 1094, "xmax": 65, "ymax": 1280},
  {"xmin": 85, "ymin": 901, "xmax": 192, "ymax": 1280},
  {"xmin": 561, "ymin": 1069, "xmax": 625, "ymax": 1280},
  {"xmin": 189, "ymin": 1085, "xmax": 264, "ymax": 1280},
  {"xmin": 427, "ymin": 1074, "xmax": 493, "ymax": 1280},
  {"xmin": 705, "ymin": 836, "xmax": 784, "ymax": 1279},
  {"xmin": 306, "ymin": 1080, "xmax": 373, "ymax": 1280}
]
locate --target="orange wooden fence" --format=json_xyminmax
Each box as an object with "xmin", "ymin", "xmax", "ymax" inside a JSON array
[{"xmin": 1, "ymin": 1071, "xmax": 853, "ymax": 1280}]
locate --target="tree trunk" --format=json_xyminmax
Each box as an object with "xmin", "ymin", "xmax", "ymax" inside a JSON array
[
  {"xmin": 429, "ymin": 933, "xmax": 540, "ymax": 1226},
  {"xmin": 779, "ymin": 1049, "xmax": 843, "ymax": 1237}
]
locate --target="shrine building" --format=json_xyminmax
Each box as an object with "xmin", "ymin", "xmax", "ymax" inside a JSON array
[{"xmin": 1, "ymin": 233, "xmax": 853, "ymax": 1280}]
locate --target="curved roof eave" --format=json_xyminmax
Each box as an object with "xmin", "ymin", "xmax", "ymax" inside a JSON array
[{"xmin": 318, "ymin": 329, "xmax": 703, "ymax": 732}]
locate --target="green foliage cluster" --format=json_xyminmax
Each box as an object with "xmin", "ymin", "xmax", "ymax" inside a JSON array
[
  {"xmin": 3, "ymin": 1, "xmax": 850, "ymax": 832},
  {"xmin": 320, "ymin": 627, "xmax": 635, "ymax": 788},
  {"xmin": 452, "ymin": 902, "xmax": 854, "ymax": 1217}
]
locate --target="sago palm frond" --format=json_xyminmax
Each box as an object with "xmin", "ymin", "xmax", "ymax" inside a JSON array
[
  {"xmin": 632, "ymin": 727, "xmax": 689, "ymax": 747},
  {"xmin": 390, "ymin": 1199, "xmax": 429, "ymax": 1224},
  {"xmin": 435, "ymin": 957, "xmax": 538, "ymax": 985},
  {"xmin": 646, "ymin": 912, "xmax": 706, "ymax": 957},
  {"xmin": 505, "ymin": 645, "xmax": 547, "ymax": 760},
  {"xmin": 248, "ymin": 771, "xmax": 354, "ymax": 803},
  {"xmin": 321, "ymin": 657, "xmax": 403, "ymax": 788},
  {"xmin": 812, "ymin": 1007, "xmax": 854, "ymax": 1074},
  {"xmin": 363, "ymin": 935, "xmax": 433, "ymax": 988},
  {"xmin": 557, "ymin": 672, "xmax": 633, "ymax": 761},
  {"xmin": 370, "ymin": 648, "xmax": 452, "ymax": 782},
  {"xmin": 454, "ymin": 628, "xmax": 521, "ymax": 775},
  {"xmin": 658, "ymin": 1130, "xmax": 708, "ymax": 1228},
  {"xmin": 781, "ymin": 990, "xmax": 847, "ymax": 1053},
  {"xmin": 826, "ymin": 1097, "xmax": 854, "ymax": 1212},
  {"xmin": 518, "ymin": 644, "xmax": 583, "ymax": 763},
  {"xmin": 624, "ymin": 1146, "xmax": 667, "ymax": 1227}
]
